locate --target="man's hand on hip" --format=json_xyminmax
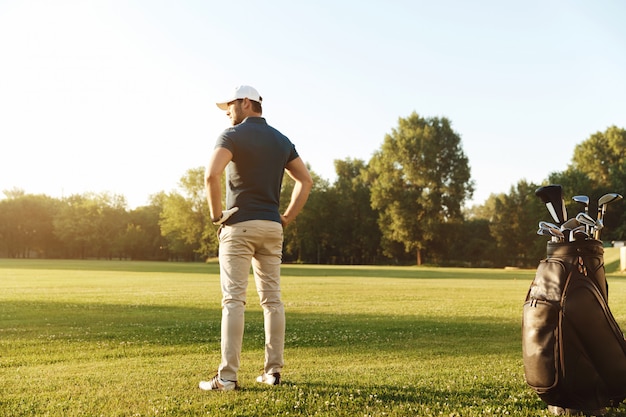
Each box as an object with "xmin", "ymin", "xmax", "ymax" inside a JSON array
[{"xmin": 212, "ymin": 207, "xmax": 239, "ymax": 225}]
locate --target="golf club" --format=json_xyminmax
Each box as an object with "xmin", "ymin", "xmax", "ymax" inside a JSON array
[
  {"xmin": 572, "ymin": 195, "xmax": 589, "ymax": 215},
  {"xmin": 572, "ymin": 195, "xmax": 589, "ymax": 232},
  {"xmin": 594, "ymin": 193, "xmax": 623, "ymax": 239},
  {"xmin": 537, "ymin": 226, "xmax": 563, "ymax": 242},
  {"xmin": 575, "ymin": 212, "xmax": 596, "ymax": 236},
  {"xmin": 560, "ymin": 218, "xmax": 580, "ymax": 232},
  {"xmin": 535, "ymin": 189, "xmax": 622, "ymax": 243},
  {"xmin": 569, "ymin": 226, "xmax": 587, "ymax": 242},
  {"xmin": 536, "ymin": 185, "xmax": 567, "ymax": 225},
  {"xmin": 539, "ymin": 220, "xmax": 560, "ymax": 230},
  {"xmin": 595, "ymin": 218, "xmax": 604, "ymax": 236},
  {"xmin": 538, "ymin": 221, "xmax": 565, "ymax": 242}
]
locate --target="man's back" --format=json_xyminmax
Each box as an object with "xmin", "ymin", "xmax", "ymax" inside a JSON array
[{"xmin": 216, "ymin": 117, "xmax": 298, "ymax": 224}]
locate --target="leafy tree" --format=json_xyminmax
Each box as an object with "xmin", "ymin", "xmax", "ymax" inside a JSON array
[
  {"xmin": 0, "ymin": 197, "xmax": 27, "ymax": 257},
  {"xmin": 563, "ymin": 126, "xmax": 626, "ymax": 240},
  {"xmin": 281, "ymin": 168, "xmax": 332, "ymax": 263},
  {"xmin": 488, "ymin": 180, "xmax": 545, "ymax": 267},
  {"xmin": 330, "ymin": 158, "xmax": 381, "ymax": 264},
  {"xmin": 463, "ymin": 195, "xmax": 504, "ymax": 267},
  {"xmin": 0, "ymin": 194, "xmax": 60, "ymax": 258},
  {"xmin": 53, "ymin": 193, "xmax": 127, "ymax": 259},
  {"xmin": 97, "ymin": 194, "xmax": 129, "ymax": 259},
  {"xmin": 3, "ymin": 188, "xmax": 26, "ymax": 199},
  {"xmin": 457, "ymin": 219, "xmax": 497, "ymax": 267},
  {"xmin": 122, "ymin": 201, "xmax": 168, "ymax": 260},
  {"xmin": 53, "ymin": 194, "xmax": 93, "ymax": 258},
  {"xmin": 368, "ymin": 112, "xmax": 474, "ymax": 265},
  {"xmin": 159, "ymin": 168, "xmax": 214, "ymax": 261},
  {"xmin": 279, "ymin": 172, "xmax": 297, "ymax": 261},
  {"xmin": 546, "ymin": 169, "xmax": 598, "ymax": 227},
  {"xmin": 571, "ymin": 126, "xmax": 626, "ymax": 186},
  {"xmin": 425, "ymin": 217, "xmax": 495, "ymax": 267},
  {"xmin": 160, "ymin": 193, "xmax": 201, "ymax": 260},
  {"xmin": 465, "ymin": 194, "xmax": 498, "ymax": 222}
]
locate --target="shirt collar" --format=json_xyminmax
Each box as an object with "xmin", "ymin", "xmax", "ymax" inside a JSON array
[{"xmin": 242, "ymin": 116, "xmax": 266, "ymax": 125}]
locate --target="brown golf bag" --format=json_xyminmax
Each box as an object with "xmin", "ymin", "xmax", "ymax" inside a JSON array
[{"xmin": 522, "ymin": 239, "xmax": 626, "ymax": 412}]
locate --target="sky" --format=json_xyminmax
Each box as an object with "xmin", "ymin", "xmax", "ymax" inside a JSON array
[{"xmin": 1, "ymin": 0, "xmax": 625, "ymax": 209}]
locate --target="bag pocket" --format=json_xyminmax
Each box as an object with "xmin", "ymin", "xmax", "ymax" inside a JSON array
[
  {"xmin": 528, "ymin": 259, "xmax": 568, "ymax": 302},
  {"xmin": 523, "ymin": 299, "xmax": 560, "ymax": 392}
]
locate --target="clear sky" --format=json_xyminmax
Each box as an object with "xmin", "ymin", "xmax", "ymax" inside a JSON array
[{"xmin": 1, "ymin": 0, "xmax": 625, "ymax": 208}]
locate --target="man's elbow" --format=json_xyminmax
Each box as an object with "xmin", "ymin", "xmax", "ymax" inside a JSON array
[
  {"xmin": 301, "ymin": 175, "xmax": 314, "ymax": 193},
  {"xmin": 205, "ymin": 169, "xmax": 221, "ymax": 186},
  {"xmin": 205, "ymin": 176, "xmax": 221, "ymax": 195}
]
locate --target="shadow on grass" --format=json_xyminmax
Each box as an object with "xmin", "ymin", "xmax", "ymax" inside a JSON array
[
  {"xmin": 0, "ymin": 258, "xmax": 537, "ymax": 280},
  {"xmin": 0, "ymin": 258, "xmax": 219, "ymax": 275},
  {"xmin": 1, "ymin": 299, "xmax": 521, "ymax": 363},
  {"xmin": 282, "ymin": 265, "xmax": 536, "ymax": 280},
  {"xmin": 243, "ymin": 381, "xmax": 626, "ymax": 417},
  {"xmin": 247, "ymin": 379, "xmax": 540, "ymax": 407}
]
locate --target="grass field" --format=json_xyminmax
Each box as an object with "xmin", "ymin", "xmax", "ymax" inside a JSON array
[{"xmin": 1, "ymin": 253, "xmax": 626, "ymax": 416}]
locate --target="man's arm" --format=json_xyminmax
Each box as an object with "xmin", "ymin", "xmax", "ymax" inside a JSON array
[
  {"xmin": 281, "ymin": 157, "xmax": 313, "ymax": 227},
  {"xmin": 205, "ymin": 147, "xmax": 233, "ymax": 222}
]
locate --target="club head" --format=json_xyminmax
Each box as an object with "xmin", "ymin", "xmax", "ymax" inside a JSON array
[
  {"xmin": 572, "ymin": 195, "xmax": 589, "ymax": 214},
  {"xmin": 593, "ymin": 218, "xmax": 605, "ymax": 240},
  {"xmin": 575, "ymin": 212, "xmax": 596, "ymax": 235},
  {"xmin": 596, "ymin": 218, "xmax": 604, "ymax": 231},
  {"xmin": 598, "ymin": 193, "xmax": 623, "ymax": 207},
  {"xmin": 537, "ymin": 227, "xmax": 551, "ymax": 237},
  {"xmin": 537, "ymin": 227, "xmax": 562, "ymax": 242},
  {"xmin": 575, "ymin": 212, "xmax": 596, "ymax": 227},
  {"xmin": 570, "ymin": 226, "xmax": 588, "ymax": 241},
  {"xmin": 535, "ymin": 185, "xmax": 567, "ymax": 224},
  {"xmin": 539, "ymin": 221, "xmax": 560, "ymax": 230},
  {"xmin": 560, "ymin": 218, "xmax": 580, "ymax": 231},
  {"xmin": 538, "ymin": 224, "xmax": 564, "ymax": 242},
  {"xmin": 551, "ymin": 228, "xmax": 565, "ymax": 242},
  {"xmin": 595, "ymin": 193, "xmax": 623, "ymax": 239}
]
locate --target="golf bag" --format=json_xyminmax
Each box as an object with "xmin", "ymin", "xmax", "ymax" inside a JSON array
[{"xmin": 522, "ymin": 239, "xmax": 626, "ymax": 411}]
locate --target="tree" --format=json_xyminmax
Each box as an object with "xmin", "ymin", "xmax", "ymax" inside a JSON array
[
  {"xmin": 571, "ymin": 126, "xmax": 626, "ymax": 186},
  {"xmin": 281, "ymin": 167, "xmax": 332, "ymax": 263},
  {"xmin": 368, "ymin": 112, "xmax": 474, "ymax": 265},
  {"xmin": 0, "ymin": 194, "xmax": 60, "ymax": 258},
  {"xmin": 488, "ymin": 181, "xmax": 546, "ymax": 267},
  {"xmin": 96, "ymin": 194, "xmax": 129, "ymax": 259},
  {"xmin": 53, "ymin": 193, "xmax": 128, "ymax": 259},
  {"xmin": 0, "ymin": 197, "xmax": 28, "ymax": 257},
  {"xmin": 121, "ymin": 200, "xmax": 168, "ymax": 260},
  {"xmin": 159, "ymin": 168, "xmax": 215, "ymax": 261},
  {"xmin": 566, "ymin": 126, "xmax": 626, "ymax": 241},
  {"xmin": 330, "ymin": 158, "xmax": 381, "ymax": 264},
  {"xmin": 2, "ymin": 187, "xmax": 26, "ymax": 199},
  {"xmin": 547, "ymin": 169, "xmax": 597, "ymax": 222}
]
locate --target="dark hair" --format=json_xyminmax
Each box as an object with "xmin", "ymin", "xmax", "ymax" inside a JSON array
[{"xmin": 251, "ymin": 99, "xmax": 262, "ymax": 114}]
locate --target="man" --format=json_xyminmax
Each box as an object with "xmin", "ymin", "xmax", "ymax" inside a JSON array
[{"xmin": 199, "ymin": 85, "xmax": 313, "ymax": 391}]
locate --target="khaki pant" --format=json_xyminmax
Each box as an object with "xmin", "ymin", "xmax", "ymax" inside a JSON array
[{"xmin": 217, "ymin": 220, "xmax": 285, "ymax": 381}]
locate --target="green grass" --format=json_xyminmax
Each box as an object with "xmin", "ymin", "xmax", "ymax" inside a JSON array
[
  {"xmin": 606, "ymin": 246, "xmax": 625, "ymax": 274},
  {"xmin": 2, "ymin": 259, "xmax": 626, "ymax": 416}
]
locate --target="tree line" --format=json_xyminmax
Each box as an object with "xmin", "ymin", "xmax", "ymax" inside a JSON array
[{"xmin": 1, "ymin": 114, "xmax": 624, "ymax": 267}]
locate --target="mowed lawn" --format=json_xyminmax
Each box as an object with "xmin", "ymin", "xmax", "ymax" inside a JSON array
[{"xmin": 1, "ymin": 255, "xmax": 626, "ymax": 417}]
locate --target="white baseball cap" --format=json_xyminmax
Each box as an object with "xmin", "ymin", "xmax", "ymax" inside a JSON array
[{"xmin": 216, "ymin": 85, "xmax": 263, "ymax": 110}]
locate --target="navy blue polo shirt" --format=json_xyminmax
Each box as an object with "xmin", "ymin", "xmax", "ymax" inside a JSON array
[{"xmin": 215, "ymin": 117, "xmax": 299, "ymax": 225}]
